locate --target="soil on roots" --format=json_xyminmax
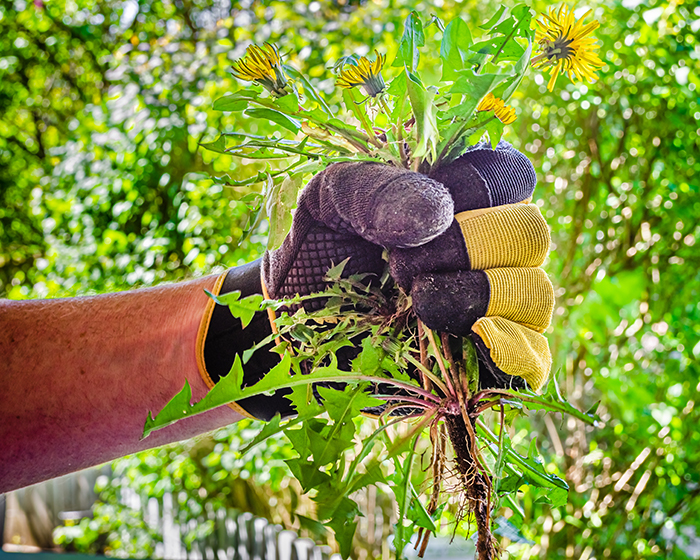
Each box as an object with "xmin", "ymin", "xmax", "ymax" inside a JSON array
[{"xmin": 444, "ymin": 414, "xmax": 497, "ymax": 560}]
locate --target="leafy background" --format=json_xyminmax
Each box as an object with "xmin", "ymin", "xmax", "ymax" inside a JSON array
[{"xmin": 2, "ymin": 0, "xmax": 699, "ymax": 558}]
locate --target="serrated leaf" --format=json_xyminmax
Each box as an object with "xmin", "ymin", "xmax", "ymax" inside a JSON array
[
  {"xmin": 528, "ymin": 437, "xmax": 542, "ymax": 464},
  {"xmin": 346, "ymin": 464, "xmax": 385, "ymax": 495},
  {"xmin": 470, "ymin": 36, "xmax": 524, "ymax": 61},
  {"xmin": 239, "ymin": 414, "xmax": 281, "ymax": 455},
  {"xmin": 449, "ymin": 71, "xmax": 509, "ymax": 97},
  {"xmin": 479, "ymin": 5, "xmax": 507, "ymax": 30},
  {"xmin": 586, "ymin": 400, "xmax": 601, "ymax": 416},
  {"xmin": 265, "ymin": 174, "xmax": 301, "ymax": 250},
  {"xmin": 341, "ymin": 88, "xmax": 375, "ymax": 143},
  {"xmin": 274, "ymin": 91, "xmax": 300, "ymax": 113},
  {"xmin": 206, "ymin": 290, "xmax": 263, "ymax": 328},
  {"xmin": 499, "ymin": 38, "xmax": 533, "ymax": 102},
  {"xmin": 344, "ymin": 418, "xmax": 403, "ymax": 494},
  {"xmin": 477, "ymin": 422, "xmax": 569, "ymax": 491},
  {"xmin": 143, "ymin": 353, "xmax": 293, "ymax": 437},
  {"xmin": 290, "ymin": 323, "xmax": 315, "ymax": 342},
  {"xmin": 238, "ymin": 404, "xmax": 325, "ymax": 455},
  {"xmin": 313, "ymin": 384, "xmax": 378, "ymax": 466},
  {"xmin": 199, "ymin": 134, "xmax": 228, "ymax": 154},
  {"xmin": 391, "ymin": 437, "xmax": 418, "ymax": 557},
  {"xmin": 502, "ymin": 378, "xmax": 601, "ymax": 425},
  {"xmin": 440, "ymin": 18, "xmax": 473, "ymax": 80},
  {"xmin": 545, "ymin": 487, "xmax": 569, "ymax": 507},
  {"xmin": 354, "ymin": 336, "xmax": 385, "ymax": 376},
  {"xmin": 392, "ymin": 12, "xmax": 425, "ymax": 71},
  {"xmin": 286, "ymin": 383, "xmax": 324, "ymax": 415},
  {"xmin": 504, "ymin": 494, "xmax": 525, "ymax": 527},
  {"xmin": 295, "ymin": 514, "xmax": 329, "ymax": 539},
  {"xmin": 387, "ymin": 71, "xmax": 407, "ymax": 97},
  {"xmin": 142, "ymin": 381, "xmax": 193, "ymax": 439},
  {"xmin": 499, "ymin": 472, "xmax": 525, "ymax": 493},
  {"xmin": 484, "ymin": 117, "xmax": 504, "ymax": 148},
  {"xmin": 406, "ymin": 484, "xmax": 438, "ymax": 532},
  {"xmin": 471, "ymin": 4, "xmax": 533, "ymax": 64},
  {"xmin": 286, "ymin": 455, "xmax": 332, "ymax": 491},
  {"xmin": 324, "ymin": 258, "xmax": 350, "ymax": 281},
  {"xmin": 143, "ymin": 355, "xmax": 247, "ymax": 438},
  {"xmin": 245, "ymin": 108, "xmax": 301, "ymax": 133},
  {"xmin": 327, "ymin": 512, "xmax": 358, "ymax": 560}
]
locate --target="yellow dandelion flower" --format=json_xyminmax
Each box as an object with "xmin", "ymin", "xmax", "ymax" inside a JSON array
[
  {"xmin": 336, "ymin": 51, "xmax": 386, "ymax": 97},
  {"xmin": 231, "ymin": 43, "xmax": 289, "ymax": 97},
  {"xmin": 477, "ymin": 93, "xmax": 517, "ymax": 125},
  {"xmin": 531, "ymin": 4, "xmax": 604, "ymax": 91}
]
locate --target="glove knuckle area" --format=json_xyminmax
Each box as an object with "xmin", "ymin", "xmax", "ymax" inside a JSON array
[
  {"xmin": 457, "ymin": 203, "xmax": 550, "ymax": 269},
  {"xmin": 484, "ymin": 268, "xmax": 555, "ymax": 332},
  {"xmin": 411, "ymin": 270, "xmax": 489, "ymax": 335},
  {"xmin": 264, "ymin": 224, "xmax": 384, "ymax": 302},
  {"xmin": 388, "ymin": 221, "xmax": 470, "ymax": 290}
]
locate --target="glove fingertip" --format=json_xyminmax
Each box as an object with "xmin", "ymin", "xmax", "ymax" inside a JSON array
[
  {"xmin": 471, "ymin": 316, "xmax": 551, "ymax": 391},
  {"xmin": 431, "ymin": 141, "xmax": 537, "ymax": 212},
  {"xmin": 460, "ymin": 140, "xmax": 537, "ymax": 206},
  {"xmin": 471, "ymin": 333, "xmax": 527, "ymax": 391},
  {"xmin": 364, "ymin": 173, "xmax": 454, "ymax": 249}
]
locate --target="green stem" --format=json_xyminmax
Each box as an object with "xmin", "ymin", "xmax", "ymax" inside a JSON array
[
  {"xmin": 434, "ymin": 116, "xmax": 495, "ymax": 168},
  {"xmin": 378, "ymin": 95, "xmax": 392, "ymax": 118},
  {"xmin": 404, "ymin": 354, "xmax": 449, "ymax": 396}
]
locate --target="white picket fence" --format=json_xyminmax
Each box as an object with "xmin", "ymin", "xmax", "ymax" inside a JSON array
[{"xmin": 2, "ymin": 469, "xmax": 338, "ymax": 560}]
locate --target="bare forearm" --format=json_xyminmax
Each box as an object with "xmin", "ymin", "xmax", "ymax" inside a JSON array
[{"xmin": 0, "ymin": 274, "xmax": 243, "ymax": 492}]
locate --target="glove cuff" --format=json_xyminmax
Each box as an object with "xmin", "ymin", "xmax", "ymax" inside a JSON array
[
  {"xmin": 196, "ymin": 271, "xmax": 255, "ymax": 419},
  {"xmin": 471, "ymin": 316, "xmax": 551, "ymax": 390},
  {"xmin": 196, "ymin": 261, "xmax": 293, "ymax": 421}
]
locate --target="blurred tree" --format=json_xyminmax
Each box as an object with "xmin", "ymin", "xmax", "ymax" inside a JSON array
[{"xmin": 3, "ymin": 0, "xmax": 700, "ymax": 558}]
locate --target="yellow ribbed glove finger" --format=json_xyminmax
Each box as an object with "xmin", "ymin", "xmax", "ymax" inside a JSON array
[
  {"xmin": 456, "ymin": 203, "xmax": 550, "ymax": 270},
  {"xmin": 411, "ymin": 267, "xmax": 554, "ymax": 336},
  {"xmin": 389, "ymin": 202, "xmax": 551, "ymax": 290},
  {"xmin": 484, "ymin": 267, "xmax": 554, "ymax": 333},
  {"xmin": 471, "ymin": 316, "xmax": 552, "ymax": 391}
]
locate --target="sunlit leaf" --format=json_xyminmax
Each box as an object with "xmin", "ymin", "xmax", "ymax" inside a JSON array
[
  {"xmin": 392, "ymin": 12, "xmax": 424, "ymax": 72},
  {"xmin": 265, "ymin": 173, "xmax": 301, "ymax": 250},
  {"xmin": 245, "ymin": 108, "xmax": 301, "ymax": 133},
  {"xmin": 440, "ymin": 18, "xmax": 473, "ymax": 80},
  {"xmin": 406, "ymin": 71, "xmax": 439, "ymax": 162}
]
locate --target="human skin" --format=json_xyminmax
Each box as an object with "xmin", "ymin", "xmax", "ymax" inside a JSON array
[{"xmin": 0, "ymin": 274, "xmax": 243, "ymax": 493}]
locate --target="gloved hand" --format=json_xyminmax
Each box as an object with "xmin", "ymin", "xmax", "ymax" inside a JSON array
[{"xmin": 197, "ymin": 141, "xmax": 554, "ymax": 420}]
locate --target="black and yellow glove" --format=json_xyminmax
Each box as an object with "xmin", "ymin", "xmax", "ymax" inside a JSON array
[
  {"xmin": 197, "ymin": 141, "xmax": 554, "ymax": 420},
  {"xmin": 386, "ymin": 141, "xmax": 556, "ymax": 389}
]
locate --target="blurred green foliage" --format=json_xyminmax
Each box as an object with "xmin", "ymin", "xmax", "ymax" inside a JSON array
[{"xmin": 3, "ymin": 0, "xmax": 700, "ymax": 557}]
